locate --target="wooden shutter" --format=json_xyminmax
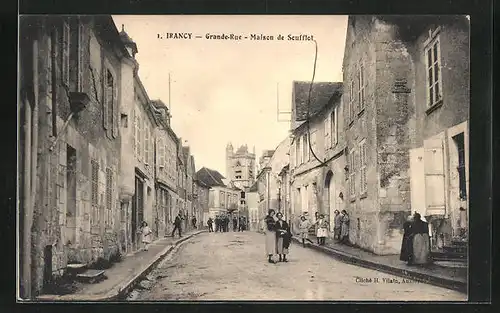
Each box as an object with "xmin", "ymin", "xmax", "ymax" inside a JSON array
[
  {"xmin": 133, "ymin": 112, "xmax": 137, "ymax": 156},
  {"xmin": 409, "ymin": 148, "xmax": 426, "ymax": 214},
  {"xmin": 311, "ymin": 130, "xmax": 317, "ymax": 159},
  {"xmin": 324, "ymin": 115, "xmax": 330, "ymax": 150},
  {"xmin": 332, "ymin": 108, "xmax": 338, "ymax": 146},
  {"xmin": 61, "ymin": 21, "xmax": 70, "ymax": 86},
  {"xmin": 77, "ymin": 21, "xmax": 84, "ymax": 92},
  {"xmin": 103, "ymin": 71, "xmax": 109, "ymax": 130},
  {"xmin": 144, "ymin": 124, "xmax": 150, "ymax": 164},
  {"xmin": 424, "ymin": 137, "xmax": 445, "ymax": 215},
  {"xmin": 112, "ymin": 81, "xmax": 119, "ymax": 138}
]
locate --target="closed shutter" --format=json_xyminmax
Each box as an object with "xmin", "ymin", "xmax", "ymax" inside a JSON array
[
  {"xmin": 409, "ymin": 148, "xmax": 426, "ymax": 214},
  {"xmin": 311, "ymin": 130, "xmax": 317, "ymax": 159},
  {"xmin": 61, "ymin": 21, "xmax": 70, "ymax": 86},
  {"xmin": 332, "ymin": 108, "xmax": 338, "ymax": 146},
  {"xmin": 424, "ymin": 137, "xmax": 446, "ymax": 215},
  {"xmin": 159, "ymin": 138, "xmax": 165, "ymax": 168},
  {"xmin": 103, "ymin": 71, "xmax": 109, "ymax": 130},
  {"xmin": 77, "ymin": 21, "xmax": 84, "ymax": 92},
  {"xmin": 144, "ymin": 125, "xmax": 150, "ymax": 164},
  {"xmin": 324, "ymin": 115, "xmax": 330, "ymax": 150},
  {"xmin": 112, "ymin": 81, "xmax": 119, "ymax": 138},
  {"xmin": 137, "ymin": 118, "xmax": 142, "ymax": 161},
  {"xmin": 133, "ymin": 112, "xmax": 137, "ymax": 156}
]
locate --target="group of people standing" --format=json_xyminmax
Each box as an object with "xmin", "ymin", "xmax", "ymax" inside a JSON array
[
  {"xmin": 297, "ymin": 210, "xmax": 350, "ymax": 247},
  {"xmin": 400, "ymin": 212, "xmax": 432, "ymax": 265},
  {"xmin": 207, "ymin": 214, "xmax": 247, "ymax": 233},
  {"xmin": 263, "ymin": 209, "xmax": 293, "ymax": 263}
]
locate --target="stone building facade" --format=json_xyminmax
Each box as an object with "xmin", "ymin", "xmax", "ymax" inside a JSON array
[
  {"xmin": 19, "ymin": 16, "xmax": 125, "ymax": 297},
  {"xmin": 288, "ymin": 82, "xmax": 346, "ymax": 235},
  {"xmin": 341, "ymin": 15, "xmax": 469, "ymax": 254},
  {"xmin": 194, "ymin": 178, "xmax": 210, "ymax": 229},
  {"xmin": 152, "ymin": 100, "xmax": 178, "ymax": 237}
]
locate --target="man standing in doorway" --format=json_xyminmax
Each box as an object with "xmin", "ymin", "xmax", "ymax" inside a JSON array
[{"xmin": 172, "ymin": 212, "xmax": 183, "ymax": 238}]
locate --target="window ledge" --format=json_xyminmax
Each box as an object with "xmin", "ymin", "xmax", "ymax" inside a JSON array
[
  {"xmin": 350, "ymin": 197, "xmax": 356, "ymax": 203},
  {"xmin": 359, "ymin": 192, "xmax": 368, "ymax": 199},
  {"xmin": 425, "ymin": 100, "xmax": 443, "ymax": 115}
]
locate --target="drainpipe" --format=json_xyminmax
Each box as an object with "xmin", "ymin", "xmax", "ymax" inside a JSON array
[
  {"xmin": 21, "ymin": 94, "xmax": 32, "ymax": 300},
  {"xmin": 31, "ymin": 37, "xmax": 39, "ymax": 221}
]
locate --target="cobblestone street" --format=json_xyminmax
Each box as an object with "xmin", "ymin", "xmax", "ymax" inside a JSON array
[{"xmin": 133, "ymin": 232, "xmax": 467, "ymax": 301}]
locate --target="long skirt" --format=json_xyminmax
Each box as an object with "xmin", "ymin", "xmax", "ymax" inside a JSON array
[
  {"xmin": 265, "ymin": 230, "xmax": 277, "ymax": 255},
  {"xmin": 412, "ymin": 233, "xmax": 431, "ymax": 264},
  {"xmin": 399, "ymin": 235, "xmax": 413, "ymax": 262},
  {"xmin": 334, "ymin": 227, "xmax": 341, "ymax": 239},
  {"xmin": 276, "ymin": 236, "xmax": 289, "ymax": 255},
  {"xmin": 317, "ymin": 228, "xmax": 328, "ymax": 238}
]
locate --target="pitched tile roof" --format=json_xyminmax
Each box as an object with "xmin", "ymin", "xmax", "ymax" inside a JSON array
[
  {"xmin": 293, "ymin": 81, "xmax": 343, "ymax": 121},
  {"xmin": 195, "ymin": 167, "xmax": 226, "ymax": 187}
]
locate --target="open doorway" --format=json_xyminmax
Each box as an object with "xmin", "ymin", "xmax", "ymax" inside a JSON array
[{"xmin": 324, "ymin": 171, "xmax": 335, "ymax": 230}]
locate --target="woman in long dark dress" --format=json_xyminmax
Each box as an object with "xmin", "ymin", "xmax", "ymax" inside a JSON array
[
  {"xmin": 400, "ymin": 215, "xmax": 414, "ymax": 264},
  {"xmin": 412, "ymin": 212, "xmax": 432, "ymax": 265},
  {"xmin": 275, "ymin": 212, "xmax": 291, "ymax": 262},
  {"xmin": 264, "ymin": 209, "xmax": 277, "ymax": 263}
]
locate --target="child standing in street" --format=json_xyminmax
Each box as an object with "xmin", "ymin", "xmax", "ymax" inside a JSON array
[
  {"xmin": 299, "ymin": 216, "xmax": 313, "ymax": 247},
  {"xmin": 140, "ymin": 221, "xmax": 152, "ymax": 251}
]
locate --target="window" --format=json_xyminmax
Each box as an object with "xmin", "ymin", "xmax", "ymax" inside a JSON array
[
  {"xmin": 133, "ymin": 111, "xmax": 137, "ymax": 155},
  {"xmin": 310, "ymin": 131, "xmax": 316, "ymax": 160},
  {"xmin": 324, "ymin": 114, "xmax": 330, "ymax": 150},
  {"xmin": 158, "ymin": 137, "xmax": 165, "ymax": 168},
  {"xmin": 61, "ymin": 20, "xmax": 70, "ymax": 86},
  {"xmin": 47, "ymin": 33, "xmax": 53, "ymax": 97},
  {"xmin": 91, "ymin": 160, "xmax": 99, "ymax": 225},
  {"xmin": 349, "ymin": 150, "xmax": 356, "ymax": 197},
  {"xmin": 105, "ymin": 70, "xmax": 114, "ymax": 132},
  {"xmin": 137, "ymin": 116, "xmax": 142, "ymax": 160},
  {"xmin": 358, "ymin": 62, "xmax": 366, "ymax": 112},
  {"xmin": 303, "ymin": 134, "xmax": 309, "ymax": 163},
  {"xmin": 295, "ymin": 137, "xmax": 301, "ymax": 166},
  {"xmin": 453, "ymin": 133, "xmax": 467, "ymax": 200},
  {"xmin": 348, "ymin": 79, "xmax": 355, "ymax": 122},
  {"xmin": 76, "ymin": 20, "xmax": 84, "ymax": 92},
  {"xmin": 105, "ymin": 168, "xmax": 113, "ymax": 226},
  {"xmin": 425, "ymin": 34, "xmax": 442, "ymax": 107},
  {"xmin": 220, "ymin": 191, "xmax": 226, "ymax": 208},
  {"xmin": 144, "ymin": 124, "xmax": 150, "ymax": 164},
  {"xmin": 331, "ymin": 108, "xmax": 338, "ymax": 146},
  {"xmin": 359, "ymin": 140, "xmax": 367, "ymax": 194}
]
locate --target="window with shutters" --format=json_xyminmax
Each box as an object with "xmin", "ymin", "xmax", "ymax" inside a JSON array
[
  {"xmin": 358, "ymin": 62, "xmax": 366, "ymax": 113},
  {"xmin": 324, "ymin": 114, "xmax": 331, "ymax": 150},
  {"xmin": 76, "ymin": 20, "xmax": 84, "ymax": 92},
  {"xmin": 137, "ymin": 117, "xmax": 142, "ymax": 160},
  {"xmin": 47, "ymin": 32, "xmax": 53, "ymax": 100},
  {"xmin": 349, "ymin": 150, "xmax": 356, "ymax": 198},
  {"xmin": 106, "ymin": 168, "xmax": 113, "ymax": 226},
  {"xmin": 425, "ymin": 33, "xmax": 442, "ymax": 108},
  {"xmin": 91, "ymin": 160, "xmax": 99, "ymax": 225},
  {"xmin": 61, "ymin": 20, "xmax": 70, "ymax": 86},
  {"xmin": 105, "ymin": 70, "xmax": 114, "ymax": 133},
  {"xmin": 295, "ymin": 137, "xmax": 301, "ymax": 167},
  {"xmin": 302, "ymin": 134, "xmax": 309, "ymax": 163},
  {"xmin": 220, "ymin": 191, "xmax": 225, "ymax": 208},
  {"xmin": 424, "ymin": 137, "xmax": 445, "ymax": 214},
  {"xmin": 144, "ymin": 124, "xmax": 150, "ymax": 164},
  {"xmin": 133, "ymin": 111, "xmax": 137, "ymax": 156},
  {"xmin": 359, "ymin": 140, "xmax": 367, "ymax": 194},
  {"xmin": 348, "ymin": 79, "xmax": 355, "ymax": 124},
  {"xmin": 453, "ymin": 133, "xmax": 467, "ymax": 200},
  {"xmin": 159, "ymin": 137, "xmax": 165, "ymax": 169},
  {"xmin": 310, "ymin": 131, "xmax": 317, "ymax": 160},
  {"xmin": 331, "ymin": 108, "xmax": 338, "ymax": 146}
]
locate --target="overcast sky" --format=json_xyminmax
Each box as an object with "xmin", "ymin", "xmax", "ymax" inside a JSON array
[{"xmin": 112, "ymin": 15, "xmax": 347, "ymax": 176}]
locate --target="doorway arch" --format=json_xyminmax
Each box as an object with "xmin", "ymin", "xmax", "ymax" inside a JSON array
[{"xmin": 324, "ymin": 170, "xmax": 335, "ymax": 230}]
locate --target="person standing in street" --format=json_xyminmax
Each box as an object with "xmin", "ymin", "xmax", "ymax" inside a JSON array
[
  {"xmin": 207, "ymin": 217, "xmax": 214, "ymax": 232},
  {"xmin": 264, "ymin": 209, "xmax": 278, "ymax": 264},
  {"xmin": 340, "ymin": 210, "xmax": 350, "ymax": 244},
  {"xmin": 299, "ymin": 216, "xmax": 313, "ymax": 247},
  {"xmin": 191, "ymin": 216, "xmax": 197, "ymax": 229},
  {"xmin": 215, "ymin": 215, "xmax": 220, "ymax": 232},
  {"xmin": 172, "ymin": 212, "xmax": 183, "ymax": 238},
  {"xmin": 412, "ymin": 212, "xmax": 432, "ymax": 265},
  {"xmin": 316, "ymin": 214, "xmax": 329, "ymax": 246},
  {"xmin": 225, "ymin": 215, "xmax": 230, "ymax": 232},
  {"xmin": 400, "ymin": 215, "xmax": 414, "ymax": 265},
  {"xmin": 233, "ymin": 216, "xmax": 238, "ymax": 232},
  {"xmin": 275, "ymin": 212, "xmax": 291, "ymax": 262},
  {"xmin": 139, "ymin": 221, "xmax": 153, "ymax": 251},
  {"xmin": 238, "ymin": 216, "xmax": 243, "ymax": 232},
  {"xmin": 333, "ymin": 210, "xmax": 342, "ymax": 241}
]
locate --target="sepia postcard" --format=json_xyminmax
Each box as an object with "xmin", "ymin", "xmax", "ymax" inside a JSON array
[{"xmin": 17, "ymin": 14, "xmax": 473, "ymax": 302}]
